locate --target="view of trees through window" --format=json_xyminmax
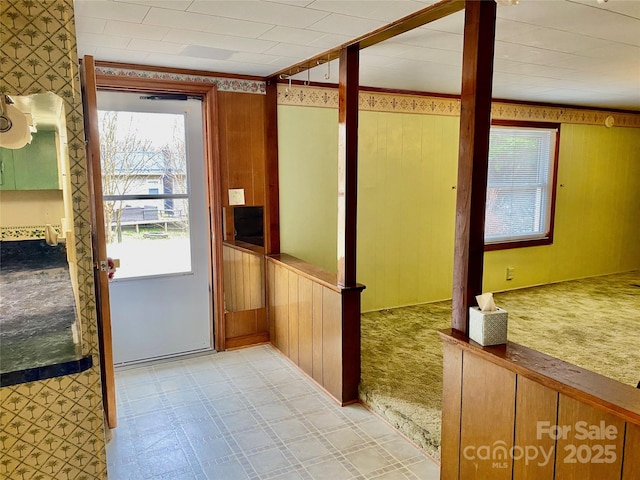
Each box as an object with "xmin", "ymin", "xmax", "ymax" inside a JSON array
[
  {"xmin": 485, "ymin": 125, "xmax": 557, "ymax": 246},
  {"xmin": 98, "ymin": 110, "xmax": 192, "ymax": 278}
]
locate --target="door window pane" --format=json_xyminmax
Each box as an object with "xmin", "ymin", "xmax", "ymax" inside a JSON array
[{"xmin": 98, "ymin": 110, "xmax": 192, "ymax": 279}]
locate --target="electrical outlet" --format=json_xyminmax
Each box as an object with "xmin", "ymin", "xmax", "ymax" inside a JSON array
[{"xmin": 506, "ymin": 267, "xmax": 515, "ymax": 281}]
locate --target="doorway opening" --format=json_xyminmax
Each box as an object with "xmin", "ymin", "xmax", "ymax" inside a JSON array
[{"xmin": 97, "ymin": 91, "xmax": 213, "ymax": 365}]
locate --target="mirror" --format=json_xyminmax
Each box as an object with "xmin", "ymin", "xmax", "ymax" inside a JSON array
[{"xmin": 0, "ymin": 92, "xmax": 81, "ymax": 375}]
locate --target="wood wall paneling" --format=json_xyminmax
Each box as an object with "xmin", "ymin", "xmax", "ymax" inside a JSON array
[
  {"xmin": 218, "ymin": 92, "xmax": 267, "ymax": 208},
  {"xmin": 265, "ymin": 257, "xmax": 362, "ymax": 404},
  {"xmin": 288, "ymin": 270, "xmax": 300, "ymax": 364},
  {"xmin": 250, "ymin": 252, "xmax": 265, "ymax": 309},
  {"xmin": 555, "ymin": 395, "xmax": 625, "ymax": 480},
  {"xmin": 222, "ymin": 244, "xmax": 266, "ymax": 314},
  {"xmin": 225, "ymin": 309, "xmax": 266, "ymax": 339},
  {"xmin": 513, "ymin": 377, "xmax": 558, "ymax": 480},
  {"xmin": 321, "ymin": 288, "xmax": 343, "ymax": 401},
  {"xmin": 460, "ymin": 351, "xmax": 516, "ymax": 480},
  {"xmin": 622, "ymin": 422, "xmax": 640, "ymax": 480},
  {"xmin": 268, "ymin": 259, "xmax": 276, "ymax": 345},
  {"xmin": 274, "ymin": 263, "xmax": 290, "ymax": 355},
  {"xmin": 440, "ymin": 340, "xmax": 463, "ymax": 480},
  {"xmin": 312, "ymin": 282, "xmax": 324, "ymax": 384},
  {"xmin": 298, "ymin": 276, "xmax": 314, "ymax": 376}
]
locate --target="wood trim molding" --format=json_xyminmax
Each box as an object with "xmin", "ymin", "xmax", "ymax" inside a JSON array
[
  {"xmin": 276, "ymin": 85, "xmax": 640, "ymax": 128},
  {"xmin": 93, "ymin": 74, "xmax": 226, "ymax": 352},
  {"xmin": 94, "ymin": 63, "xmax": 266, "ymax": 95}
]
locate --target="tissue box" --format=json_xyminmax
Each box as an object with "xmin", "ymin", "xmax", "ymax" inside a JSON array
[{"xmin": 469, "ymin": 307, "xmax": 508, "ymax": 346}]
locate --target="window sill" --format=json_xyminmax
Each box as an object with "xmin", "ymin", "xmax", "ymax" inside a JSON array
[{"xmin": 485, "ymin": 237, "xmax": 552, "ymax": 251}]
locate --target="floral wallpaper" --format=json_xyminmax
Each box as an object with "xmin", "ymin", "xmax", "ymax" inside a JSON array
[
  {"xmin": 0, "ymin": 1, "xmax": 107, "ymax": 479},
  {"xmin": 95, "ymin": 65, "xmax": 266, "ymax": 94}
]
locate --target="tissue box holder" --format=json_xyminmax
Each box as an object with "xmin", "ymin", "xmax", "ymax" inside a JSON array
[{"xmin": 469, "ymin": 306, "xmax": 508, "ymax": 346}]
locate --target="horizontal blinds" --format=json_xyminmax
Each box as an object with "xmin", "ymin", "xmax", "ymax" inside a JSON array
[{"xmin": 485, "ymin": 126, "xmax": 556, "ymax": 242}]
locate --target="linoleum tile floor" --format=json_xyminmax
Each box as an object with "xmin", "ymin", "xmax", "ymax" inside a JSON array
[{"xmin": 106, "ymin": 345, "xmax": 440, "ymax": 480}]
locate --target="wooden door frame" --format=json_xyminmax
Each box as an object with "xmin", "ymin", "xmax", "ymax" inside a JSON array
[
  {"xmin": 92, "ymin": 68, "xmax": 226, "ymax": 353},
  {"xmin": 81, "ymin": 55, "xmax": 117, "ymax": 428}
]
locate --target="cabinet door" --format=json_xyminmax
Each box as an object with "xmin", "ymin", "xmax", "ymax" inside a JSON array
[
  {"xmin": 12, "ymin": 130, "xmax": 60, "ymax": 190},
  {"xmin": 0, "ymin": 148, "xmax": 16, "ymax": 190}
]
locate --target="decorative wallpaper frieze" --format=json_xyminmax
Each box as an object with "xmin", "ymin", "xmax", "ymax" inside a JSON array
[
  {"xmin": 1, "ymin": 225, "xmax": 62, "ymax": 241},
  {"xmin": 277, "ymin": 85, "xmax": 640, "ymax": 128},
  {"xmin": 95, "ymin": 66, "xmax": 267, "ymax": 94}
]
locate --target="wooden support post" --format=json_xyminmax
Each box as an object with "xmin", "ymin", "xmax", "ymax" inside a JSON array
[
  {"xmin": 452, "ymin": 0, "xmax": 497, "ymax": 334},
  {"xmin": 265, "ymin": 77, "xmax": 281, "ymax": 255},
  {"xmin": 337, "ymin": 45, "xmax": 360, "ymax": 288}
]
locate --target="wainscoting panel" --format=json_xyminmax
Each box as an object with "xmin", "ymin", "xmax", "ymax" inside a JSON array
[
  {"xmin": 555, "ymin": 395, "xmax": 625, "ymax": 480},
  {"xmin": 459, "ymin": 352, "xmax": 516, "ymax": 480},
  {"xmin": 440, "ymin": 341, "xmax": 462, "ymax": 480},
  {"xmin": 266, "ymin": 255, "xmax": 363, "ymax": 404},
  {"xmin": 622, "ymin": 422, "xmax": 640, "ymax": 480},
  {"xmin": 513, "ymin": 377, "xmax": 558, "ymax": 480},
  {"xmin": 440, "ymin": 330, "xmax": 640, "ymax": 480},
  {"xmin": 223, "ymin": 243, "xmax": 268, "ymax": 348}
]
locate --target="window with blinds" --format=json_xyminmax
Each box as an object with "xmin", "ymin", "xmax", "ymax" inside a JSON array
[{"xmin": 485, "ymin": 123, "xmax": 559, "ymax": 248}]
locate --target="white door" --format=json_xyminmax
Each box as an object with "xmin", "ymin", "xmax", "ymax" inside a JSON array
[{"xmin": 97, "ymin": 91, "xmax": 212, "ymax": 364}]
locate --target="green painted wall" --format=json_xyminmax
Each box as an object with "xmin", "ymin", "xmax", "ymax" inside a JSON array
[
  {"xmin": 485, "ymin": 124, "xmax": 640, "ymax": 291},
  {"xmin": 278, "ymin": 106, "xmax": 338, "ymax": 272},
  {"xmin": 278, "ymin": 105, "xmax": 640, "ymax": 312}
]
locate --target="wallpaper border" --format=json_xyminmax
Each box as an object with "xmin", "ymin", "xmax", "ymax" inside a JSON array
[
  {"xmin": 277, "ymin": 85, "xmax": 640, "ymax": 128},
  {"xmin": 95, "ymin": 66, "xmax": 266, "ymax": 94}
]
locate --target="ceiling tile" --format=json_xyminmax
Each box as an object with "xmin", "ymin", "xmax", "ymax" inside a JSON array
[
  {"xmin": 75, "ymin": 16, "xmax": 107, "ymax": 35},
  {"xmin": 306, "ymin": 13, "xmax": 385, "ymax": 36},
  {"xmin": 104, "ymin": 20, "xmax": 171, "ymax": 41},
  {"xmin": 497, "ymin": 0, "xmax": 640, "ymax": 46},
  {"xmin": 308, "ymin": 0, "xmax": 428, "ymax": 22},
  {"xmin": 76, "ymin": 32, "xmax": 131, "ymax": 50},
  {"xmin": 229, "ymin": 51, "xmax": 283, "ymax": 65},
  {"xmin": 188, "ymin": 0, "xmax": 330, "ymax": 28},
  {"xmin": 143, "ymin": 7, "xmax": 274, "ymax": 38},
  {"xmin": 74, "ymin": 0, "xmax": 150, "ymax": 23},
  {"xmin": 306, "ymin": 32, "xmax": 353, "ymax": 48},
  {"xmin": 494, "ymin": 18, "xmax": 541, "ymax": 42},
  {"xmin": 258, "ymin": 26, "xmax": 328, "ymax": 45},
  {"xmin": 113, "ymin": 0, "xmax": 193, "ymax": 10},
  {"xmin": 389, "ymin": 28, "xmax": 462, "ymax": 52},
  {"xmin": 266, "ymin": 0, "xmax": 316, "ymax": 6},
  {"xmin": 163, "ymin": 29, "xmax": 277, "ymax": 54},
  {"xmin": 128, "ymin": 38, "xmax": 187, "ymax": 55},
  {"xmin": 263, "ymin": 42, "xmax": 326, "ymax": 58},
  {"xmin": 421, "ymin": 9, "xmax": 464, "ymax": 34},
  {"xmin": 502, "ymin": 27, "xmax": 616, "ymax": 55},
  {"xmin": 93, "ymin": 47, "xmax": 150, "ymax": 64}
]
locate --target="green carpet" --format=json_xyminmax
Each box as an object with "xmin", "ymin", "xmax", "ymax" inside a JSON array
[{"xmin": 360, "ymin": 271, "xmax": 640, "ymax": 460}]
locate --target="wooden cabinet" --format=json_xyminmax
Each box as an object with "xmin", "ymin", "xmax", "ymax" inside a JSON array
[{"xmin": 0, "ymin": 130, "xmax": 60, "ymax": 190}]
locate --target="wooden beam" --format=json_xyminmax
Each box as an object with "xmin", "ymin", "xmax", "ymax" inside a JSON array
[
  {"xmin": 452, "ymin": 0, "xmax": 497, "ymax": 334},
  {"xmin": 271, "ymin": 0, "xmax": 465, "ymax": 79},
  {"xmin": 337, "ymin": 45, "xmax": 359, "ymax": 287},
  {"xmin": 264, "ymin": 77, "xmax": 281, "ymax": 255}
]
